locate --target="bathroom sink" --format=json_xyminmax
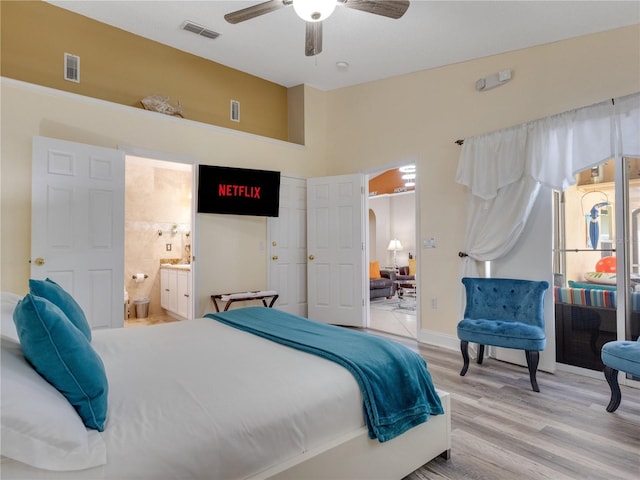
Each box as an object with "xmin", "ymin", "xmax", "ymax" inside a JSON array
[{"xmin": 161, "ymin": 263, "xmax": 191, "ymax": 270}]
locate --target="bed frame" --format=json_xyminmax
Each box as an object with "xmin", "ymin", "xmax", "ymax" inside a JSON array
[
  {"xmin": 0, "ymin": 392, "xmax": 451, "ymax": 480},
  {"xmin": 254, "ymin": 391, "xmax": 451, "ymax": 480}
]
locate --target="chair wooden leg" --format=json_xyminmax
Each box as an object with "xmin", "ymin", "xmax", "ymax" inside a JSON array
[
  {"xmin": 477, "ymin": 344, "xmax": 485, "ymax": 365},
  {"xmin": 460, "ymin": 340, "xmax": 469, "ymax": 376},
  {"xmin": 525, "ymin": 350, "xmax": 540, "ymax": 392},
  {"xmin": 604, "ymin": 366, "xmax": 622, "ymax": 412}
]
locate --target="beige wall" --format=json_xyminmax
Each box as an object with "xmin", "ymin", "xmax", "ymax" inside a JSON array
[
  {"xmin": 325, "ymin": 25, "xmax": 640, "ymax": 339},
  {"xmin": 1, "ymin": 24, "xmax": 639, "ymax": 343},
  {"xmin": 0, "ymin": 80, "xmax": 327, "ymax": 317}
]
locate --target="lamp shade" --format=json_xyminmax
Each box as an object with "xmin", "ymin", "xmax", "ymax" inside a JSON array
[
  {"xmin": 293, "ymin": 0, "xmax": 337, "ymax": 22},
  {"xmin": 387, "ymin": 239, "xmax": 403, "ymax": 251}
]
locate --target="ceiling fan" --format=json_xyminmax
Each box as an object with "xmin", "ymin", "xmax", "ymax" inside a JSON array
[{"xmin": 224, "ymin": 0, "xmax": 410, "ymax": 56}]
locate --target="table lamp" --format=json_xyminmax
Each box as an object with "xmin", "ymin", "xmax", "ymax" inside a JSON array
[{"xmin": 387, "ymin": 239, "xmax": 403, "ymax": 268}]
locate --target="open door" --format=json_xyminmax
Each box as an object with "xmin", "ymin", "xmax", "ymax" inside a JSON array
[
  {"xmin": 307, "ymin": 174, "xmax": 366, "ymax": 326},
  {"xmin": 31, "ymin": 136, "xmax": 125, "ymax": 329},
  {"xmin": 268, "ymin": 176, "xmax": 308, "ymax": 317}
]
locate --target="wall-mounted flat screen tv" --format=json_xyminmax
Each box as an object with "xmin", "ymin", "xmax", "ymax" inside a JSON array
[{"xmin": 197, "ymin": 165, "xmax": 280, "ymax": 217}]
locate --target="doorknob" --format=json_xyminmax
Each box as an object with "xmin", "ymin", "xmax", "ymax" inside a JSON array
[
  {"xmin": 272, "ymin": 255, "xmax": 278, "ymax": 260},
  {"xmin": 34, "ymin": 257, "xmax": 45, "ymax": 266},
  {"xmin": 308, "ymin": 255, "xmax": 315, "ymax": 260}
]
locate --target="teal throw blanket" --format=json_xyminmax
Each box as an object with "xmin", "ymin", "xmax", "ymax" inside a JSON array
[{"xmin": 205, "ymin": 307, "xmax": 443, "ymax": 442}]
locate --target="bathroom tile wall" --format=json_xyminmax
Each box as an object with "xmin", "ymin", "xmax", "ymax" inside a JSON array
[{"xmin": 125, "ymin": 161, "xmax": 191, "ymax": 316}]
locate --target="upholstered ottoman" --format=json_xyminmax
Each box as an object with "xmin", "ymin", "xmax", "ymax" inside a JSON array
[{"xmin": 601, "ymin": 338, "xmax": 640, "ymax": 412}]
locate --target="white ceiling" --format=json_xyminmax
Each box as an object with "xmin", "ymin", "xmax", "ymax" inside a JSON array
[{"xmin": 47, "ymin": 1, "xmax": 640, "ymax": 91}]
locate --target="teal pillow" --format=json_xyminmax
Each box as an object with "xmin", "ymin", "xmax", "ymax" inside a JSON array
[
  {"xmin": 13, "ymin": 294, "xmax": 108, "ymax": 431},
  {"xmin": 29, "ymin": 278, "xmax": 91, "ymax": 341},
  {"xmin": 568, "ymin": 280, "xmax": 617, "ymax": 291}
]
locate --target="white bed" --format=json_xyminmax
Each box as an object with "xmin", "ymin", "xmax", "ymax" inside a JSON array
[{"xmin": 1, "ymin": 292, "xmax": 451, "ymax": 479}]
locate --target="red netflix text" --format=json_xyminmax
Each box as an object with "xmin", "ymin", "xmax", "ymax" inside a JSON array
[{"xmin": 218, "ymin": 184, "xmax": 261, "ymax": 199}]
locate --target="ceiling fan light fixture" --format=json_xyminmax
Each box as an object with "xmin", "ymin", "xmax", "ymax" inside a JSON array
[{"xmin": 293, "ymin": 0, "xmax": 337, "ymax": 22}]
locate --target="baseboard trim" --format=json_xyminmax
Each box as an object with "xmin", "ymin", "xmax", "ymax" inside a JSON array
[{"xmin": 417, "ymin": 329, "xmax": 459, "ymax": 351}]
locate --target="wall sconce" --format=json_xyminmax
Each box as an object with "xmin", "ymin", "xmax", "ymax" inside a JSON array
[{"xmin": 476, "ymin": 69, "xmax": 512, "ymax": 91}]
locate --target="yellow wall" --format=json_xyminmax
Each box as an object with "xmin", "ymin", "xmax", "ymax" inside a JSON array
[
  {"xmin": 1, "ymin": 16, "xmax": 639, "ymax": 342},
  {"xmin": 325, "ymin": 25, "xmax": 640, "ymax": 340},
  {"xmin": 0, "ymin": 1, "xmax": 289, "ymax": 141}
]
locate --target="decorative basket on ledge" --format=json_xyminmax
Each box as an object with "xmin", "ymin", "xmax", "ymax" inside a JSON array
[{"xmin": 140, "ymin": 95, "xmax": 183, "ymax": 117}]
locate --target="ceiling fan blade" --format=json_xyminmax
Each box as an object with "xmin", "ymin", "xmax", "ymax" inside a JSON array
[
  {"xmin": 305, "ymin": 21, "xmax": 323, "ymax": 57},
  {"xmin": 224, "ymin": 0, "xmax": 291, "ymax": 24},
  {"xmin": 340, "ymin": 0, "xmax": 410, "ymax": 19}
]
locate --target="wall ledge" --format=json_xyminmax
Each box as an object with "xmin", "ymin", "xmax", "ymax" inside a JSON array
[{"xmin": 1, "ymin": 77, "xmax": 306, "ymax": 150}]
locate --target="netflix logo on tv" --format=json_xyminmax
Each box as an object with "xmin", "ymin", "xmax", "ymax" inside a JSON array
[{"xmin": 197, "ymin": 165, "xmax": 280, "ymax": 217}]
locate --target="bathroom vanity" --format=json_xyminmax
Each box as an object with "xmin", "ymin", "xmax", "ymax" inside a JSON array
[{"xmin": 160, "ymin": 264, "xmax": 193, "ymax": 320}]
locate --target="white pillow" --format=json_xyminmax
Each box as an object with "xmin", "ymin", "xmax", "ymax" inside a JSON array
[
  {"xmin": 0, "ymin": 337, "xmax": 107, "ymax": 471},
  {"xmin": 583, "ymin": 271, "xmax": 617, "ymax": 285},
  {"xmin": 1, "ymin": 291, "xmax": 22, "ymax": 341}
]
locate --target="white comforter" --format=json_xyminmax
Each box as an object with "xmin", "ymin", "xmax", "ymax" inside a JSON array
[{"xmin": 3, "ymin": 318, "xmax": 364, "ymax": 479}]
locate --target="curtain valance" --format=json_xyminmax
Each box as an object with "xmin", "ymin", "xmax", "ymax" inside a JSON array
[{"xmin": 456, "ymin": 92, "xmax": 640, "ymax": 200}]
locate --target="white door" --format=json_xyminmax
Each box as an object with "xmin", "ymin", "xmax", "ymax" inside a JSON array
[
  {"xmin": 31, "ymin": 136, "xmax": 125, "ymax": 329},
  {"xmin": 167, "ymin": 269, "xmax": 178, "ymax": 314},
  {"xmin": 307, "ymin": 174, "xmax": 366, "ymax": 326},
  {"xmin": 268, "ymin": 176, "xmax": 308, "ymax": 317},
  {"xmin": 176, "ymin": 270, "xmax": 191, "ymax": 319},
  {"xmin": 160, "ymin": 268, "xmax": 170, "ymax": 310}
]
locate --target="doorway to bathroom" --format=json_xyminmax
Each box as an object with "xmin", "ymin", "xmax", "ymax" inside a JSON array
[
  {"xmin": 124, "ymin": 155, "xmax": 194, "ymax": 327},
  {"xmin": 367, "ymin": 164, "xmax": 418, "ymax": 339}
]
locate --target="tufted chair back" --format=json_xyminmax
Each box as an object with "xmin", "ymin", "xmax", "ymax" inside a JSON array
[{"xmin": 462, "ymin": 277, "xmax": 548, "ymax": 327}]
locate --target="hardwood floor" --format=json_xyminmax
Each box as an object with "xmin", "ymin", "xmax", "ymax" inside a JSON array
[{"xmin": 373, "ymin": 334, "xmax": 640, "ymax": 480}]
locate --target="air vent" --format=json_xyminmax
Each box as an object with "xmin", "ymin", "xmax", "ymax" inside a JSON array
[
  {"xmin": 230, "ymin": 100, "xmax": 240, "ymax": 122},
  {"xmin": 181, "ymin": 21, "xmax": 220, "ymax": 40},
  {"xmin": 64, "ymin": 53, "xmax": 80, "ymax": 83}
]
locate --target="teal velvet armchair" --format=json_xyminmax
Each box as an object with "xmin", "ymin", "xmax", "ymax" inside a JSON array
[{"xmin": 457, "ymin": 277, "xmax": 550, "ymax": 392}]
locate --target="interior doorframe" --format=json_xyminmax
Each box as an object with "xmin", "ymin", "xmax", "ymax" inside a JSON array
[
  {"xmin": 363, "ymin": 158, "xmax": 420, "ymax": 335},
  {"xmin": 119, "ymin": 145, "xmax": 199, "ymax": 318}
]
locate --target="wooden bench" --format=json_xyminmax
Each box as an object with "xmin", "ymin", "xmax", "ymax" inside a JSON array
[{"xmin": 211, "ymin": 290, "xmax": 279, "ymax": 312}]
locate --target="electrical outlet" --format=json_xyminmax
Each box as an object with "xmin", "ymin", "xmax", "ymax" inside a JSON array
[
  {"xmin": 431, "ymin": 298, "xmax": 438, "ymax": 309},
  {"xmin": 166, "ymin": 243, "xmax": 172, "ymax": 251}
]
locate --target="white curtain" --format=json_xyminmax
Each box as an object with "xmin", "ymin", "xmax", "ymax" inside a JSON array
[{"xmin": 456, "ymin": 92, "xmax": 640, "ymax": 277}]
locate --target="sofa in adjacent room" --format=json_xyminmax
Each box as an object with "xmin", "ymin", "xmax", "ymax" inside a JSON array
[{"xmin": 369, "ymin": 261, "xmax": 396, "ymax": 300}]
